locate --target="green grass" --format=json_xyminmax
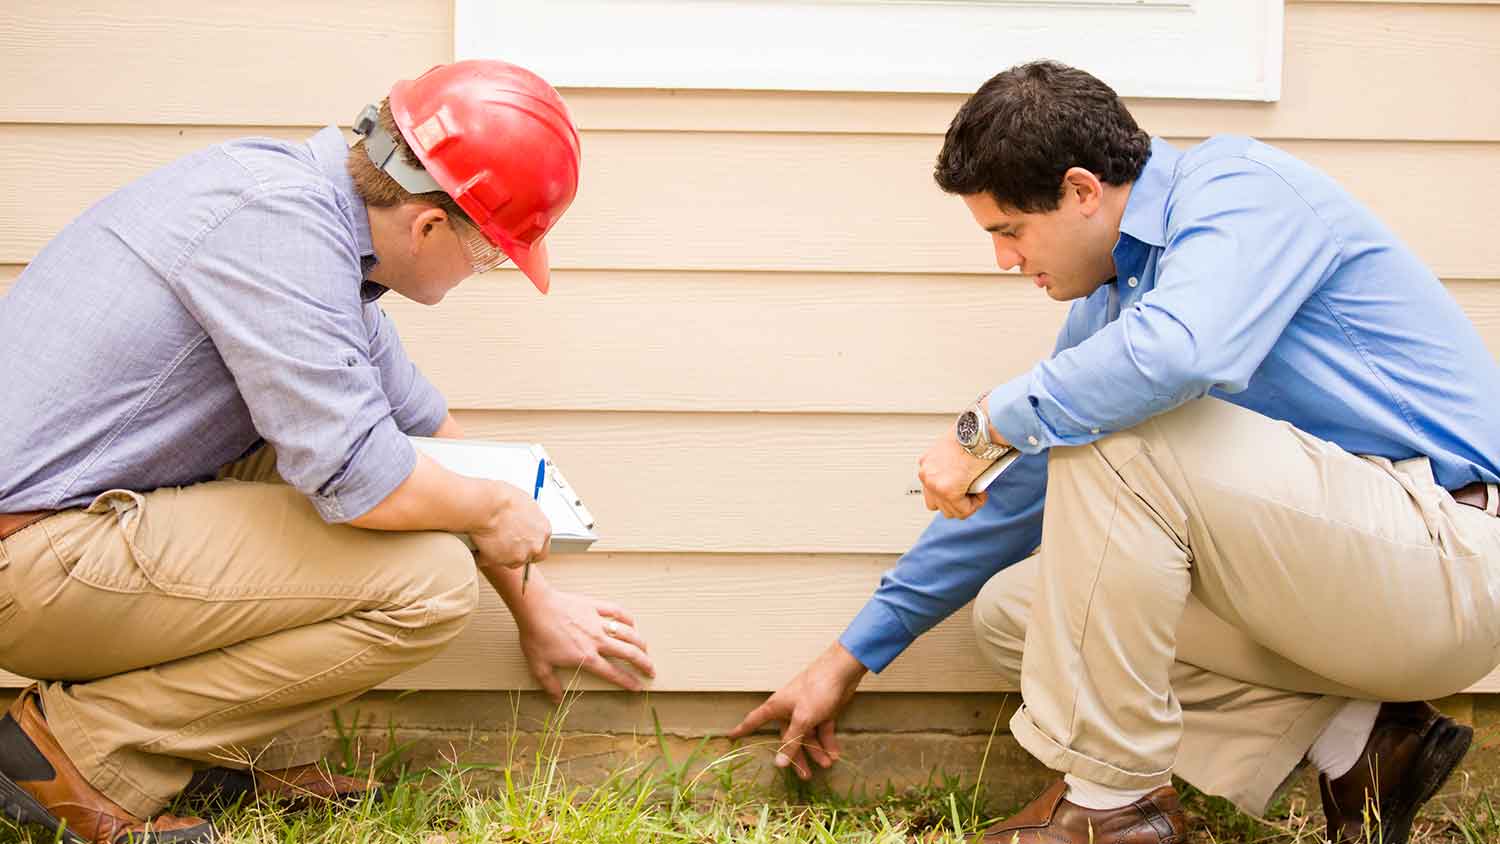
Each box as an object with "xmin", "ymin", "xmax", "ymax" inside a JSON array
[{"xmin": 0, "ymin": 696, "xmax": 1496, "ymax": 843}]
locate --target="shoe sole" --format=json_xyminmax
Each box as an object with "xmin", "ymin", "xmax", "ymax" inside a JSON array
[
  {"xmin": 0, "ymin": 770, "xmax": 216, "ymax": 844},
  {"xmin": 1380, "ymin": 715, "xmax": 1473, "ymax": 844}
]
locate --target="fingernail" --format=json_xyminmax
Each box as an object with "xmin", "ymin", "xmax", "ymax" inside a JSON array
[{"xmin": 774, "ymin": 753, "xmax": 789, "ymax": 767}]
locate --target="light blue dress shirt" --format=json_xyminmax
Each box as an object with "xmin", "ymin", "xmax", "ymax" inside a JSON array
[
  {"xmin": 842, "ymin": 136, "xmax": 1500, "ymax": 672},
  {"xmin": 0, "ymin": 128, "xmax": 447, "ymax": 522}
]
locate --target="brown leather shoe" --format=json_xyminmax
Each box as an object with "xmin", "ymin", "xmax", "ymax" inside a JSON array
[
  {"xmin": 1320, "ymin": 700, "xmax": 1472, "ymax": 844},
  {"xmin": 0, "ymin": 686, "xmax": 215, "ymax": 843},
  {"xmin": 976, "ymin": 780, "xmax": 1186, "ymax": 843},
  {"xmin": 251, "ymin": 763, "xmax": 383, "ymax": 808},
  {"xmin": 183, "ymin": 762, "xmax": 382, "ymax": 810}
]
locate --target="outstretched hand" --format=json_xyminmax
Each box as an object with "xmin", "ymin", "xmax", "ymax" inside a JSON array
[{"xmin": 728, "ymin": 642, "xmax": 868, "ymax": 779}]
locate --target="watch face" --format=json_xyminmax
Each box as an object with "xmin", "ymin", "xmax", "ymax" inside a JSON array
[{"xmin": 956, "ymin": 410, "xmax": 980, "ymax": 446}]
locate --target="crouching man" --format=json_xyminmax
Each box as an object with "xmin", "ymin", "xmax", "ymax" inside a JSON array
[
  {"xmin": 733, "ymin": 61, "xmax": 1500, "ymax": 844},
  {"xmin": 0, "ymin": 61, "xmax": 653, "ymax": 843}
]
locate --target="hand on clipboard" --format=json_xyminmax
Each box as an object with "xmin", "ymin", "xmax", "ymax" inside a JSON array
[
  {"xmin": 906, "ymin": 446, "xmax": 1020, "ymax": 493},
  {"xmin": 965, "ymin": 446, "xmax": 1022, "ymax": 493},
  {"xmin": 906, "ymin": 445, "xmax": 1021, "ymax": 509}
]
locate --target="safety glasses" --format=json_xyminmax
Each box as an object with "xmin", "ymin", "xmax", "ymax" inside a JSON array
[{"xmin": 451, "ymin": 216, "xmax": 511, "ymax": 275}]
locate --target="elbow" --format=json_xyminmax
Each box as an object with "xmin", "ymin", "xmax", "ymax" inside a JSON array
[
  {"xmin": 347, "ymin": 490, "xmax": 407, "ymax": 531},
  {"xmin": 1135, "ymin": 345, "xmax": 1244, "ymax": 403}
]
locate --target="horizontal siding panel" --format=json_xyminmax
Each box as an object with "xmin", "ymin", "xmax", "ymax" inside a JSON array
[
  {"xmin": 0, "ymin": 0, "xmax": 450, "ymax": 126},
  {"xmin": 382, "ymin": 271, "xmax": 1066, "ymax": 413},
  {"xmin": 1, "ymin": 552, "xmax": 1496, "ymax": 693},
  {"xmin": 0, "ymin": 554, "xmax": 987, "ymax": 693},
  {"xmin": 451, "ymin": 410, "xmax": 940, "ymax": 554},
  {"xmin": 386, "ymin": 275, "xmax": 1500, "ymax": 412},
  {"xmin": 384, "ymin": 554, "xmax": 995, "ymax": 693},
  {"xmin": 3, "ymin": 4, "xmax": 1499, "ymax": 142},
  {"xmin": 5, "ymin": 270, "xmax": 1497, "ymax": 412},
  {"xmin": 3, "ymin": 126, "xmax": 1498, "ymax": 278}
]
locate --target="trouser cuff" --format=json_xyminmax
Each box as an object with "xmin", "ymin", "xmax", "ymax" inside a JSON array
[{"xmin": 1010, "ymin": 704, "xmax": 1174, "ymax": 791}]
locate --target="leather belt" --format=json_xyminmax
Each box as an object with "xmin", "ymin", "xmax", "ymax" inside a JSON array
[
  {"xmin": 1452, "ymin": 482, "xmax": 1499, "ymax": 516},
  {"xmin": 0, "ymin": 510, "xmax": 56, "ymax": 541}
]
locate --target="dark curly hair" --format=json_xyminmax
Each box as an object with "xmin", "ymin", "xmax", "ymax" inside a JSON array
[{"xmin": 934, "ymin": 61, "xmax": 1150, "ymax": 212}]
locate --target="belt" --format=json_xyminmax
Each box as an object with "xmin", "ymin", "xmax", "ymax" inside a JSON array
[
  {"xmin": 0, "ymin": 510, "xmax": 57, "ymax": 541},
  {"xmin": 1453, "ymin": 482, "xmax": 1499, "ymax": 516}
]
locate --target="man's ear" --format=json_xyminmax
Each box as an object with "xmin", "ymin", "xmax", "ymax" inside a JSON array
[
  {"xmin": 407, "ymin": 205, "xmax": 451, "ymax": 254},
  {"xmin": 1062, "ymin": 167, "xmax": 1105, "ymax": 215}
]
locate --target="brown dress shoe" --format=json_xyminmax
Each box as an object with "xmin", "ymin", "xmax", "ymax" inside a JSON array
[
  {"xmin": 1320, "ymin": 700, "xmax": 1472, "ymax": 844},
  {"xmin": 976, "ymin": 780, "xmax": 1186, "ymax": 843},
  {"xmin": 251, "ymin": 763, "xmax": 383, "ymax": 808},
  {"xmin": 0, "ymin": 686, "xmax": 215, "ymax": 843},
  {"xmin": 183, "ymin": 762, "xmax": 382, "ymax": 811}
]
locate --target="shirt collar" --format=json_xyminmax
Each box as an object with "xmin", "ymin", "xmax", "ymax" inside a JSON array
[
  {"xmin": 1116, "ymin": 137, "xmax": 1180, "ymax": 250},
  {"xmin": 307, "ymin": 126, "xmax": 387, "ymax": 302}
]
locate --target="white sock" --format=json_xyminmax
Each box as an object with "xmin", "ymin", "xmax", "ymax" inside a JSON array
[
  {"xmin": 1307, "ymin": 699, "xmax": 1381, "ymax": 780},
  {"xmin": 1062, "ymin": 774, "xmax": 1154, "ymax": 810}
]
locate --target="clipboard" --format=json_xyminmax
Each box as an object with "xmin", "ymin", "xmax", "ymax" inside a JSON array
[
  {"xmin": 409, "ymin": 437, "xmax": 599, "ymax": 552},
  {"xmin": 970, "ymin": 446, "xmax": 1021, "ymax": 493},
  {"xmin": 906, "ymin": 446, "xmax": 1021, "ymax": 497}
]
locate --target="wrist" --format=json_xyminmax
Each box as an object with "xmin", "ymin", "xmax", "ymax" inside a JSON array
[
  {"xmin": 471, "ymin": 478, "xmax": 520, "ymax": 537},
  {"xmin": 826, "ymin": 641, "xmax": 869, "ymax": 683},
  {"xmin": 483, "ymin": 560, "xmax": 549, "ymax": 608},
  {"xmin": 987, "ymin": 420, "xmax": 1009, "ymax": 449}
]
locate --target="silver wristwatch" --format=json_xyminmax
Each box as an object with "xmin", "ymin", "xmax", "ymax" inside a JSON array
[{"xmin": 955, "ymin": 402, "xmax": 1009, "ymax": 461}]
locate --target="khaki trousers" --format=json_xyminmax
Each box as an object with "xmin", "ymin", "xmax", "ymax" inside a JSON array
[
  {"xmin": 972, "ymin": 398, "xmax": 1500, "ymax": 815},
  {"xmin": 0, "ymin": 448, "xmax": 479, "ymax": 817}
]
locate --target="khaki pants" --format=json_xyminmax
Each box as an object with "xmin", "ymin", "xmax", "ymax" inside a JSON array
[
  {"xmin": 0, "ymin": 448, "xmax": 479, "ymax": 817},
  {"xmin": 972, "ymin": 398, "xmax": 1500, "ymax": 815}
]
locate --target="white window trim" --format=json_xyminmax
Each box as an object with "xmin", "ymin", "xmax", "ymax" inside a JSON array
[{"xmin": 455, "ymin": 0, "xmax": 1284, "ymax": 102}]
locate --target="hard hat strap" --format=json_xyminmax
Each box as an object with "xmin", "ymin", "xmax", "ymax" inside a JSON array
[{"xmin": 352, "ymin": 104, "xmax": 445, "ymax": 196}]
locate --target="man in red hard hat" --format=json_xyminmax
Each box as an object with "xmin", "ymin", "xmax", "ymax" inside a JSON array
[{"xmin": 0, "ymin": 61, "xmax": 651, "ymax": 843}]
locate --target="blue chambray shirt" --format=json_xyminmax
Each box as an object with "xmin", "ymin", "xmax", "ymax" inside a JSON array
[
  {"xmin": 841, "ymin": 136, "xmax": 1500, "ymax": 672},
  {"xmin": 0, "ymin": 127, "xmax": 447, "ymax": 522}
]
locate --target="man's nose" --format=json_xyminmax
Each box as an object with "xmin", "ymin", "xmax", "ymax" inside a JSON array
[{"xmin": 993, "ymin": 243, "xmax": 1022, "ymax": 272}]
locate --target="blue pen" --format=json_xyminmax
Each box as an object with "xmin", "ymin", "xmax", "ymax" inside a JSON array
[{"xmin": 522, "ymin": 458, "xmax": 546, "ymax": 594}]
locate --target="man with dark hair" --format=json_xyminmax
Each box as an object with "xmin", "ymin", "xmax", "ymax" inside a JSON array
[
  {"xmin": 0, "ymin": 61, "xmax": 654, "ymax": 844},
  {"xmin": 733, "ymin": 61, "xmax": 1500, "ymax": 844}
]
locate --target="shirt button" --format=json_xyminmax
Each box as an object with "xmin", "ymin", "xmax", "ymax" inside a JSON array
[
  {"xmin": 1027, "ymin": 435, "xmax": 1039, "ymax": 446},
  {"xmin": 1127, "ymin": 276, "xmax": 1139, "ymax": 287}
]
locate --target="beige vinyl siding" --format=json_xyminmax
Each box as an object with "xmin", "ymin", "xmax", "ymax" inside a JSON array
[{"xmin": 3, "ymin": 1, "xmax": 1500, "ymax": 699}]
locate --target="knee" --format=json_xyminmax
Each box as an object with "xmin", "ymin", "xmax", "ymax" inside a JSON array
[
  {"xmin": 972, "ymin": 573, "xmax": 1027, "ymax": 684},
  {"xmin": 398, "ymin": 533, "xmax": 480, "ymax": 633}
]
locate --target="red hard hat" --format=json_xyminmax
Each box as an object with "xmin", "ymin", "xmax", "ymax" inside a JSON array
[{"xmin": 388, "ymin": 60, "xmax": 580, "ymax": 294}]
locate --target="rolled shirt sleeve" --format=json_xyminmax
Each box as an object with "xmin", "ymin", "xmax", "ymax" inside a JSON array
[
  {"xmin": 988, "ymin": 157, "xmax": 1343, "ymax": 454},
  {"xmin": 169, "ymin": 185, "xmax": 417, "ymax": 522}
]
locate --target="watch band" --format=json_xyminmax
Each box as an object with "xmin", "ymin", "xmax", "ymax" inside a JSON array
[{"xmin": 966, "ymin": 441, "xmax": 1010, "ymax": 461}]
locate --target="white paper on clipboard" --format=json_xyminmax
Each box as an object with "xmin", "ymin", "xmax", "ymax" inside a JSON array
[{"xmin": 408, "ymin": 437, "xmax": 599, "ymax": 552}]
